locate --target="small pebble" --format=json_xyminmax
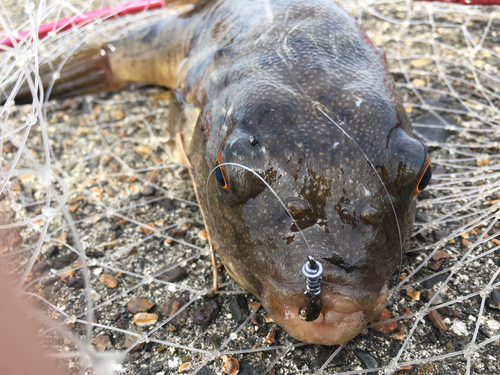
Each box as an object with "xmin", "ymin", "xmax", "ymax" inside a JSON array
[
  {"xmin": 221, "ymin": 355, "xmax": 239, "ymax": 375},
  {"xmin": 353, "ymin": 349, "xmax": 379, "ymax": 369},
  {"xmin": 159, "ymin": 266, "xmax": 187, "ymax": 283},
  {"xmin": 264, "ymin": 315, "xmax": 274, "ymax": 323},
  {"xmin": 142, "ymin": 185, "xmax": 155, "ymax": 196},
  {"xmin": 432, "ymin": 250, "xmax": 451, "ymax": 261},
  {"xmin": 193, "ymin": 299, "xmax": 220, "ymax": 327},
  {"xmin": 139, "ymin": 222, "xmax": 155, "ymax": 234},
  {"xmin": 91, "ymin": 332, "xmax": 114, "ymax": 351},
  {"xmin": 130, "ymin": 192, "xmax": 141, "ymax": 201},
  {"xmin": 151, "ymin": 362, "xmax": 163, "ymax": 372},
  {"xmin": 422, "ymin": 274, "xmax": 447, "ymax": 289},
  {"xmin": 406, "ymin": 290, "xmax": 420, "ymax": 301},
  {"xmin": 85, "ymin": 249, "xmax": 105, "ymax": 258},
  {"xmin": 99, "ymin": 274, "xmax": 118, "ymax": 288},
  {"xmin": 263, "ymin": 328, "xmax": 276, "ymax": 344},
  {"xmin": 127, "ymin": 297, "xmax": 155, "ymax": 313},
  {"xmin": 450, "ymin": 319, "xmax": 468, "ymax": 336},
  {"xmin": 32, "ymin": 261, "xmax": 50, "ymax": 274},
  {"xmin": 133, "ymin": 312, "xmax": 158, "ymax": 327},
  {"xmin": 229, "ymin": 295, "xmax": 250, "ymax": 324},
  {"xmin": 179, "ymin": 363, "xmax": 191, "ymax": 372},
  {"xmin": 158, "ymin": 297, "xmax": 188, "ymax": 327},
  {"xmin": 52, "ymin": 252, "xmax": 79, "ymax": 270},
  {"xmin": 428, "ymin": 310, "xmax": 448, "ymax": 332},
  {"xmin": 123, "ymin": 332, "xmax": 144, "ymax": 350},
  {"xmin": 198, "ymin": 229, "xmax": 208, "ymax": 240},
  {"xmin": 66, "ymin": 277, "xmax": 84, "ymax": 289},
  {"xmin": 486, "ymin": 289, "xmax": 500, "ymax": 311},
  {"xmin": 371, "ymin": 309, "xmax": 398, "ymax": 335}
]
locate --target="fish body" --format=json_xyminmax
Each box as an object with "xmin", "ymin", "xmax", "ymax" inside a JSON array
[{"xmin": 13, "ymin": 0, "xmax": 431, "ymax": 345}]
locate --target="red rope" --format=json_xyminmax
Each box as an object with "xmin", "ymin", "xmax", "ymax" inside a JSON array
[
  {"xmin": 1, "ymin": 0, "xmax": 498, "ymax": 48},
  {"xmin": 0, "ymin": 0, "xmax": 164, "ymax": 48},
  {"xmin": 416, "ymin": 0, "xmax": 500, "ymax": 4}
]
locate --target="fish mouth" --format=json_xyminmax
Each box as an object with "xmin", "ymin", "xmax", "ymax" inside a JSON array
[{"xmin": 261, "ymin": 287, "xmax": 389, "ymax": 345}]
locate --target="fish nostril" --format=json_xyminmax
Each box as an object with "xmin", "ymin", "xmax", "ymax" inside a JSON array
[
  {"xmin": 360, "ymin": 205, "xmax": 378, "ymax": 225},
  {"xmin": 286, "ymin": 198, "xmax": 309, "ymax": 220}
]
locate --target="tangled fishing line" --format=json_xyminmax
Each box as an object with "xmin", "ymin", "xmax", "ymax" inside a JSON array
[{"xmin": 0, "ymin": 0, "xmax": 499, "ymax": 374}]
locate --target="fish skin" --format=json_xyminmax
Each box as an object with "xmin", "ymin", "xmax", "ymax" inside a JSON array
[
  {"xmin": 11, "ymin": 0, "xmax": 431, "ymax": 345},
  {"xmin": 172, "ymin": 0, "xmax": 430, "ymax": 344}
]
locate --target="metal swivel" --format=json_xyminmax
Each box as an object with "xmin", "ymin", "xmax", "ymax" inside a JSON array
[
  {"xmin": 299, "ymin": 255, "xmax": 323, "ymax": 322},
  {"xmin": 302, "ymin": 255, "xmax": 323, "ymax": 296}
]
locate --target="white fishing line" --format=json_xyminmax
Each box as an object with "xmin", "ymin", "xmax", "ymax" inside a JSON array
[{"xmin": 1, "ymin": 1, "xmax": 499, "ymax": 375}]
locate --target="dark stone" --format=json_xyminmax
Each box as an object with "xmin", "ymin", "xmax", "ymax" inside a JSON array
[
  {"xmin": 416, "ymin": 229, "xmax": 428, "ymax": 241},
  {"xmin": 353, "ymin": 348, "xmax": 379, "ymax": 369},
  {"xmin": 388, "ymin": 341, "xmax": 402, "ymax": 358},
  {"xmin": 150, "ymin": 362, "xmax": 163, "ymax": 372},
  {"xmin": 422, "ymin": 274, "xmax": 448, "ymax": 289},
  {"xmin": 433, "ymin": 230, "xmax": 449, "ymax": 241},
  {"xmin": 238, "ymin": 361, "xmax": 264, "ymax": 375},
  {"xmin": 127, "ymin": 297, "xmax": 155, "ymax": 313},
  {"xmin": 85, "ymin": 250, "xmax": 105, "ymax": 258},
  {"xmin": 52, "ymin": 252, "xmax": 79, "ymax": 270},
  {"xmin": 478, "ymin": 326, "xmax": 490, "ymax": 338},
  {"xmin": 229, "ymin": 295, "xmax": 250, "ymax": 324},
  {"xmin": 141, "ymin": 185, "xmax": 155, "ymax": 196},
  {"xmin": 139, "ymin": 368, "xmax": 149, "ymax": 375},
  {"xmin": 159, "ymin": 266, "xmax": 187, "ymax": 283},
  {"xmin": 418, "ymin": 191, "xmax": 432, "ymax": 200},
  {"xmin": 109, "ymin": 223, "xmax": 121, "ymax": 232},
  {"xmin": 130, "ymin": 193, "xmax": 141, "ymax": 201},
  {"xmin": 197, "ymin": 366, "xmax": 215, "ymax": 375},
  {"xmin": 157, "ymin": 198, "xmax": 175, "ymax": 211},
  {"xmin": 32, "ymin": 261, "xmax": 50, "ymax": 274},
  {"xmin": 158, "ymin": 297, "xmax": 188, "ymax": 327},
  {"xmin": 193, "ymin": 299, "xmax": 220, "ymax": 327},
  {"xmin": 428, "ymin": 258, "xmax": 449, "ymax": 272},
  {"xmin": 66, "ymin": 277, "xmax": 85, "ymax": 289},
  {"xmin": 486, "ymin": 289, "xmax": 500, "ymax": 311},
  {"xmin": 415, "ymin": 212, "xmax": 429, "ymax": 223},
  {"xmin": 48, "ymin": 246, "xmax": 60, "ymax": 257}
]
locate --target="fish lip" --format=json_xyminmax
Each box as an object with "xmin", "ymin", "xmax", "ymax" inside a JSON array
[{"xmin": 261, "ymin": 287, "xmax": 389, "ymax": 345}]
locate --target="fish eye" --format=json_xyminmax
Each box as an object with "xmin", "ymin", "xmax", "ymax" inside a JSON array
[
  {"xmin": 412, "ymin": 156, "xmax": 432, "ymax": 196},
  {"xmin": 214, "ymin": 152, "xmax": 230, "ymax": 193},
  {"xmin": 286, "ymin": 198, "xmax": 309, "ymax": 220}
]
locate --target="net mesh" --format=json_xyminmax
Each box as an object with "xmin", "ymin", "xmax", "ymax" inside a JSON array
[{"xmin": 0, "ymin": 0, "xmax": 499, "ymax": 374}]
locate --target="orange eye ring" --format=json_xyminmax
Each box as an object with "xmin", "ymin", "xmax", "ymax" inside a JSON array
[
  {"xmin": 214, "ymin": 152, "xmax": 230, "ymax": 193},
  {"xmin": 412, "ymin": 155, "xmax": 432, "ymax": 196}
]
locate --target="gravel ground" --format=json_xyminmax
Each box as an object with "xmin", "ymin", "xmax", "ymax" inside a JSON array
[{"xmin": 1, "ymin": 1, "xmax": 500, "ymax": 374}]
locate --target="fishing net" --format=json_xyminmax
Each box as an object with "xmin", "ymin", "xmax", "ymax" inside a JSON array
[{"xmin": 0, "ymin": 0, "xmax": 499, "ymax": 374}]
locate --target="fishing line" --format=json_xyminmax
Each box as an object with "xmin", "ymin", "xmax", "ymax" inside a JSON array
[{"xmin": 206, "ymin": 161, "xmax": 314, "ymax": 253}]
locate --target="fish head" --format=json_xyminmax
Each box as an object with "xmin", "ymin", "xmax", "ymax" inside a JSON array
[
  {"xmin": 196, "ymin": 85, "xmax": 431, "ymax": 345},
  {"xmin": 187, "ymin": 0, "xmax": 431, "ymax": 345}
]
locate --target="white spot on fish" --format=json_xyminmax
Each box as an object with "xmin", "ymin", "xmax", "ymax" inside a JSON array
[
  {"xmin": 332, "ymin": 141, "xmax": 339, "ymax": 148},
  {"xmin": 355, "ymin": 96, "xmax": 363, "ymax": 107},
  {"xmin": 364, "ymin": 187, "xmax": 371, "ymax": 196}
]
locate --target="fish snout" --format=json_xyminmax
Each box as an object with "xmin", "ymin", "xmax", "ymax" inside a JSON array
[{"xmin": 262, "ymin": 278, "xmax": 389, "ymax": 345}]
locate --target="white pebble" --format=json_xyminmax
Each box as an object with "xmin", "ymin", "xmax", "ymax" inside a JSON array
[
  {"xmin": 486, "ymin": 319, "xmax": 499, "ymax": 331},
  {"xmin": 450, "ymin": 320, "xmax": 468, "ymax": 336}
]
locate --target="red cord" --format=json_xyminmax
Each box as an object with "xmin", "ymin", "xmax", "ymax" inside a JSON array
[
  {"xmin": 416, "ymin": 0, "xmax": 500, "ymax": 4},
  {"xmin": 1, "ymin": 0, "xmax": 498, "ymax": 48},
  {"xmin": 0, "ymin": 0, "xmax": 164, "ymax": 48}
]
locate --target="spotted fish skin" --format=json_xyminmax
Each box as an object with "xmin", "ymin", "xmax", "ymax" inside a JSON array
[
  {"xmin": 171, "ymin": 0, "xmax": 430, "ymax": 344},
  {"xmin": 14, "ymin": 0, "xmax": 431, "ymax": 345}
]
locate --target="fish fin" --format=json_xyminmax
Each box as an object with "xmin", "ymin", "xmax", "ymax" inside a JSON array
[
  {"xmin": 175, "ymin": 131, "xmax": 219, "ymax": 295},
  {"xmin": 8, "ymin": 6, "xmax": 207, "ymax": 104},
  {"xmin": 6, "ymin": 45, "xmax": 127, "ymax": 105}
]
